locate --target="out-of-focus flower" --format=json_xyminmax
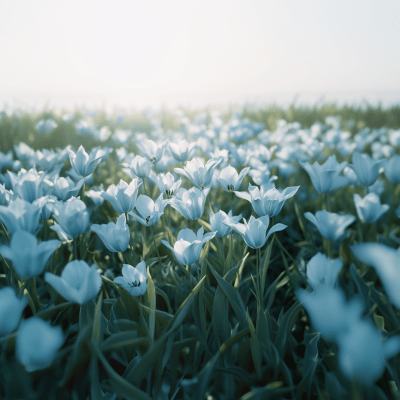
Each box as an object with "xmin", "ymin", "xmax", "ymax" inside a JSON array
[
  {"xmin": 113, "ymin": 261, "xmax": 148, "ymax": 296},
  {"xmin": 16, "ymin": 316, "xmax": 64, "ymax": 372},
  {"xmin": 351, "ymin": 243, "xmax": 400, "ymax": 310},
  {"xmin": 300, "ymin": 155, "xmax": 348, "ymax": 194},
  {"xmin": 0, "ymin": 150, "xmax": 14, "ymax": 172},
  {"xmin": 169, "ymin": 140, "xmax": 196, "ymax": 162},
  {"xmin": 306, "ymin": 253, "xmax": 343, "ymax": 289},
  {"xmin": 0, "ymin": 198, "xmax": 41, "ymax": 235},
  {"xmin": 337, "ymin": 317, "xmax": 400, "ymax": 386},
  {"xmin": 296, "ymin": 286, "xmax": 364, "ymax": 342},
  {"xmin": 248, "ymin": 163, "xmax": 278, "ymax": 187},
  {"xmin": 236, "ymin": 184, "xmax": 299, "ymax": 218},
  {"xmin": 169, "ymin": 187, "xmax": 209, "ymax": 220},
  {"xmin": 44, "ymin": 260, "xmax": 102, "ymax": 304},
  {"xmin": 353, "ymin": 193, "xmax": 389, "ymax": 223},
  {"xmin": 0, "ymin": 287, "xmax": 27, "ymax": 338},
  {"xmin": 8, "ymin": 167, "xmax": 46, "ymax": 203},
  {"xmin": 14, "ymin": 142, "xmax": 35, "ymax": 163},
  {"xmin": 113, "ymin": 129, "xmax": 132, "ymax": 145},
  {"xmin": 349, "ymin": 151, "xmax": 384, "ymax": 187},
  {"xmin": 129, "ymin": 193, "xmax": 167, "ymax": 226},
  {"xmin": 162, "ymin": 227, "xmax": 216, "ymax": 265},
  {"xmin": 91, "ymin": 214, "xmax": 130, "ymax": 252},
  {"xmin": 122, "ymin": 155, "xmax": 152, "ymax": 180},
  {"xmin": 0, "ymin": 230, "xmax": 59, "ymax": 278},
  {"xmin": 86, "ymin": 184, "xmax": 105, "ymax": 206},
  {"xmin": 174, "ymin": 158, "xmax": 222, "ymax": 189},
  {"xmin": 139, "ymin": 139, "xmax": 169, "ymax": 163},
  {"xmin": 43, "ymin": 175, "xmax": 84, "ymax": 202},
  {"xmin": 384, "ymin": 154, "xmax": 400, "ymax": 184},
  {"xmin": 229, "ymin": 145, "xmax": 251, "ymax": 166},
  {"xmin": 50, "ymin": 198, "xmax": 90, "ymax": 241},
  {"xmin": 150, "ymin": 172, "xmax": 182, "ymax": 198},
  {"xmin": 304, "ymin": 210, "xmax": 355, "ymax": 242},
  {"xmin": 225, "ymin": 215, "xmax": 286, "ymax": 249},
  {"xmin": 68, "ymin": 145, "xmax": 102, "ymax": 179},
  {"xmin": 101, "ymin": 179, "xmax": 142, "ymax": 214},
  {"xmin": 218, "ymin": 165, "xmax": 250, "ymax": 192},
  {"xmin": 35, "ymin": 118, "xmax": 57, "ymax": 134},
  {"xmin": 209, "ymin": 209, "xmax": 242, "ymax": 237}
]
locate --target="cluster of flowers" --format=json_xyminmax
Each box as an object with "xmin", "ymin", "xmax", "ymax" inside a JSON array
[{"xmin": 0, "ymin": 107, "xmax": 400, "ymax": 392}]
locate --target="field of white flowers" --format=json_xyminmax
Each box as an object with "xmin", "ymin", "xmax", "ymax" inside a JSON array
[{"xmin": 1, "ymin": 104, "xmax": 400, "ymax": 399}]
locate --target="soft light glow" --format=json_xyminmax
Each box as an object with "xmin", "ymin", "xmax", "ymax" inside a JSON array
[{"xmin": 0, "ymin": 0, "xmax": 399, "ymax": 109}]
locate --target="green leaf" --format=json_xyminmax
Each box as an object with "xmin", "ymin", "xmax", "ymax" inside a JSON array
[
  {"xmin": 247, "ymin": 309, "xmax": 263, "ymax": 380},
  {"xmin": 146, "ymin": 267, "xmax": 156, "ymax": 343},
  {"xmin": 207, "ymin": 260, "xmax": 248, "ymax": 330},
  {"xmin": 101, "ymin": 332, "xmax": 149, "ymax": 353},
  {"xmin": 274, "ymin": 300, "xmax": 302, "ymax": 357},
  {"xmin": 93, "ymin": 344, "xmax": 153, "ymax": 400},
  {"xmin": 213, "ymin": 283, "xmax": 230, "ymax": 347},
  {"xmin": 90, "ymin": 353, "xmax": 103, "ymax": 400},
  {"xmin": 92, "ymin": 291, "xmax": 104, "ymax": 346}
]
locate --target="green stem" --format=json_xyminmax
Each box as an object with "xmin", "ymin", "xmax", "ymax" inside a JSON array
[
  {"xmin": 230, "ymin": 192, "xmax": 234, "ymax": 214},
  {"xmin": 73, "ymin": 236, "xmax": 78, "ymax": 260},
  {"xmin": 326, "ymin": 192, "xmax": 331, "ymax": 213},
  {"xmin": 150, "ymin": 226, "xmax": 163, "ymax": 268}
]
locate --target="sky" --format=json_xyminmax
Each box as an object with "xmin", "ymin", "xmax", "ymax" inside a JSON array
[{"xmin": 0, "ymin": 0, "xmax": 400, "ymax": 110}]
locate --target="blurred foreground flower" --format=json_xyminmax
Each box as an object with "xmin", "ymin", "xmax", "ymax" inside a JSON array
[
  {"xmin": 44, "ymin": 260, "xmax": 102, "ymax": 304},
  {"xmin": 384, "ymin": 154, "xmax": 400, "ymax": 184},
  {"xmin": 0, "ymin": 287, "xmax": 27, "ymax": 338},
  {"xmin": 113, "ymin": 261, "xmax": 148, "ymax": 296},
  {"xmin": 304, "ymin": 210, "xmax": 355, "ymax": 242},
  {"xmin": 91, "ymin": 214, "xmax": 130, "ymax": 252},
  {"xmin": 162, "ymin": 227, "xmax": 216, "ymax": 265},
  {"xmin": 0, "ymin": 230, "xmax": 59, "ymax": 278},
  {"xmin": 306, "ymin": 253, "xmax": 342, "ymax": 289},
  {"xmin": 225, "ymin": 215, "xmax": 286, "ymax": 249},
  {"xmin": 16, "ymin": 317, "xmax": 64, "ymax": 372},
  {"xmin": 351, "ymin": 243, "xmax": 400, "ymax": 310}
]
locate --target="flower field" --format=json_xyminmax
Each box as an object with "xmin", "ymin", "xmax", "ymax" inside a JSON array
[{"xmin": 1, "ymin": 104, "xmax": 400, "ymax": 399}]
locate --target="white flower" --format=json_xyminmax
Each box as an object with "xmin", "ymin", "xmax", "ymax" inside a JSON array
[
  {"xmin": 129, "ymin": 193, "xmax": 168, "ymax": 226},
  {"xmin": 44, "ymin": 260, "xmax": 102, "ymax": 304},
  {"xmin": 306, "ymin": 253, "xmax": 343, "ymax": 289},
  {"xmin": 16, "ymin": 317, "xmax": 64, "ymax": 372},
  {"xmin": 350, "ymin": 151, "xmax": 384, "ymax": 187},
  {"xmin": 101, "ymin": 179, "xmax": 142, "ymax": 214},
  {"xmin": 169, "ymin": 187, "xmax": 209, "ymax": 220},
  {"xmin": 0, "ymin": 287, "xmax": 28, "ymax": 338},
  {"xmin": 68, "ymin": 145, "xmax": 102, "ymax": 178},
  {"xmin": 218, "ymin": 165, "xmax": 250, "ymax": 192},
  {"xmin": 353, "ymin": 192, "xmax": 389, "ymax": 223},
  {"xmin": 169, "ymin": 140, "xmax": 196, "ymax": 162},
  {"xmin": 113, "ymin": 261, "xmax": 148, "ymax": 296}
]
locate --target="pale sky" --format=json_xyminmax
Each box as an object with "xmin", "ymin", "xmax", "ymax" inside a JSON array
[{"xmin": 1, "ymin": 0, "xmax": 400, "ymax": 110}]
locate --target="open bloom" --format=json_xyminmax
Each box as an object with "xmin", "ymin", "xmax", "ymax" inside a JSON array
[
  {"xmin": 353, "ymin": 192, "xmax": 389, "ymax": 223},
  {"xmin": 129, "ymin": 193, "xmax": 168, "ymax": 226},
  {"xmin": 0, "ymin": 230, "xmax": 59, "ymax": 278},
  {"xmin": 162, "ymin": 227, "xmax": 216, "ymax": 265},
  {"xmin": 44, "ymin": 260, "xmax": 102, "ymax": 304},
  {"xmin": 225, "ymin": 215, "xmax": 287, "ymax": 249},
  {"xmin": 306, "ymin": 252, "xmax": 343, "ymax": 289},
  {"xmin": 169, "ymin": 187, "xmax": 209, "ymax": 220},
  {"xmin": 236, "ymin": 184, "xmax": 299, "ymax": 218},
  {"xmin": 0, "ymin": 183, "xmax": 15, "ymax": 206},
  {"xmin": 0, "ymin": 287, "xmax": 27, "ymax": 338},
  {"xmin": 122, "ymin": 155, "xmax": 152, "ymax": 180},
  {"xmin": 0, "ymin": 198, "xmax": 41, "ymax": 235},
  {"xmin": 91, "ymin": 214, "xmax": 130, "ymax": 252},
  {"xmin": 218, "ymin": 165, "xmax": 250, "ymax": 192},
  {"xmin": 43, "ymin": 175, "xmax": 84, "ymax": 202},
  {"xmin": 113, "ymin": 261, "xmax": 148, "ymax": 296},
  {"xmin": 8, "ymin": 167, "xmax": 46, "ymax": 202},
  {"xmin": 50, "ymin": 197, "xmax": 90, "ymax": 241},
  {"xmin": 300, "ymin": 155, "xmax": 348, "ymax": 193},
  {"xmin": 174, "ymin": 157, "xmax": 222, "ymax": 189},
  {"xmin": 16, "ymin": 317, "xmax": 64, "ymax": 372},
  {"xmin": 304, "ymin": 210, "xmax": 355, "ymax": 242},
  {"xmin": 169, "ymin": 140, "xmax": 196, "ymax": 162},
  {"xmin": 68, "ymin": 145, "xmax": 102, "ymax": 178},
  {"xmin": 149, "ymin": 172, "xmax": 182, "ymax": 198},
  {"xmin": 349, "ymin": 151, "xmax": 385, "ymax": 187},
  {"xmin": 139, "ymin": 139, "xmax": 169, "ymax": 163},
  {"xmin": 209, "ymin": 210, "xmax": 242, "ymax": 237},
  {"xmin": 101, "ymin": 179, "xmax": 142, "ymax": 214}
]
